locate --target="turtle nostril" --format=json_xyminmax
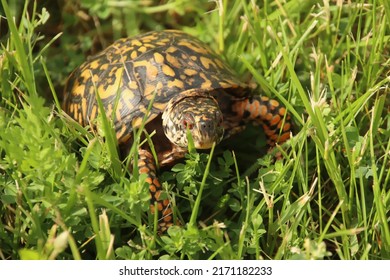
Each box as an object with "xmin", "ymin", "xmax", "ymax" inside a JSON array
[
  {"xmin": 199, "ymin": 120, "xmax": 216, "ymax": 134},
  {"xmin": 200, "ymin": 121, "xmax": 210, "ymax": 129}
]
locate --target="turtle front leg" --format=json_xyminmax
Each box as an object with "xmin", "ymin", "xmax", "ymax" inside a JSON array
[
  {"xmin": 138, "ymin": 149, "xmax": 174, "ymax": 233},
  {"xmin": 233, "ymin": 95, "xmax": 292, "ymax": 146}
]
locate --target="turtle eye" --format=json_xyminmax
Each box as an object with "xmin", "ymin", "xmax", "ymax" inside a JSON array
[{"xmin": 182, "ymin": 114, "xmax": 194, "ymax": 130}]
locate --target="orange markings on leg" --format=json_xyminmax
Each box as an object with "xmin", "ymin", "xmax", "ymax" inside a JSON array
[
  {"xmin": 270, "ymin": 114, "xmax": 281, "ymax": 126},
  {"xmin": 261, "ymin": 96, "xmax": 270, "ymax": 102},
  {"xmin": 163, "ymin": 216, "xmax": 173, "ymax": 223},
  {"xmin": 265, "ymin": 113, "xmax": 273, "ymax": 121},
  {"xmin": 265, "ymin": 129, "xmax": 276, "ymax": 137},
  {"xmin": 281, "ymin": 122, "xmax": 291, "ymax": 132},
  {"xmin": 279, "ymin": 132, "xmax": 291, "ymax": 142},
  {"xmin": 278, "ymin": 107, "xmax": 286, "ymax": 116},
  {"xmin": 269, "ymin": 99, "xmax": 280, "ymax": 109},
  {"xmin": 258, "ymin": 105, "xmax": 268, "ymax": 118},
  {"xmin": 145, "ymin": 177, "xmax": 153, "ymax": 184},
  {"xmin": 149, "ymin": 184, "xmax": 157, "ymax": 193},
  {"xmin": 233, "ymin": 101, "xmax": 247, "ymax": 118},
  {"xmin": 152, "ymin": 178, "xmax": 161, "ymax": 187},
  {"xmin": 154, "ymin": 190, "xmax": 161, "ymax": 200},
  {"xmin": 163, "ymin": 207, "xmax": 172, "ymax": 216},
  {"xmin": 270, "ymin": 134, "xmax": 278, "ymax": 141},
  {"xmin": 139, "ymin": 167, "xmax": 150, "ymax": 174},
  {"xmin": 248, "ymin": 100, "xmax": 260, "ymax": 119}
]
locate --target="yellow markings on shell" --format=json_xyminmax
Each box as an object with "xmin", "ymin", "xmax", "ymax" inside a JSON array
[
  {"xmin": 113, "ymin": 47, "xmax": 123, "ymax": 56},
  {"xmin": 155, "ymin": 81, "xmax": 163, "ymax": 91},
  {"xmin": 99, "ymin": 63, "xmax": 109, "ymax": 71},
  {"xmin": 80, "ymin": 69, "xmax": 92, "ymax": 80},
  {"xmin": 89, "ymin": 60, "xmax": 100, "ymax": 70},
  {"xmin": 147, "ymin": 65, "xmax": 158, "ymax": 79},
  {"xmin": 139, "ymin": 46, "xmax": 147, "ymax": 53},
  {"xmin": 190, "ymin": 55, "xmax": 197, "ymax": 61},
  {"xmin": 143, "ymin": 43, "xmax": 155, "ymax": 49},
  {"xmin": 154, "ymin": 52, "xmax": 165, "ymax": 64},
  {"xmin": 131, "ymin": 118, "xmax": 142, "ymax": 127},
  {"xmin": 112, "ymin": 48, "xmax": 130, "ymax": 63},
  {"xmin": 200, "ymin": 56, "xmax": 215, "ymax": 70},
  {"xmin": 166, "ymin": 46, "xmax": 178, "ymax": 53},
  {"xmin": 156, "ymin": 41, "xmax": 168, "ymax": 46},
  {"xmin": 130, "ymin": 50, "xmax": 138, "ymax": 59},
  {"xmin": 69, "ymin": 102, "xmax": 77, "ymax": 115},
  {"xmin": 159, "ymin": 37, "xmax": 171, "ymax": 43},
  {"xmin": 162, "ymin": 64, "xmax": 175, "ymax": 77},
  {"xmin": 81, "ymin": 97, "xmax": 88, "ymax": 121},
  {"xmin": 88, "ymin": 84, "xmax": 95, "ymax": 95},
  {"xmin": 115, "ymin": 102, "xmax": 124, "ymax": 122},
  {"xmin": 153, "ymin": 102, "xmax": 167, "ymax": 111},
  {"xmin": 131, "ymin": 113, "xmax": 157, "ymax": 128},
  {"xmin": 92, "ymin": 74, "xmax": 99, "ymax": 83},
  {"xmin": 199, "ymin": 73, "xmax": 212, "ymax": 89},
  {"xmin": 167, "ymin": 79, "xmax": 184, "ymax": 89},
  {"xmin": 74, "ymin": 84, "xmax": 86, "ymax": 96},
  {"xmin": 142, "ymin": 38, "xmax": 152, "ymax": 43},
  {"xmin": 214, "ymin": 59, "xmax": 225, "ymax": 69},
  {"xmin": 134, "ymin": 60, "xmax": 158, "ymax": 80},
  {"xmin": 105, "ymin": 103, "xmax": 113, "ymax": 118},
  {"xmin": 141, "ymin": 34, "xmax": 158, "ymax": 43},
  {"xmin": 121, "ymin": 87, "xmax": 135, "ymax": 102},
  {"xmin": 144, "ymin": 83, "xmax": 156, "ymax": 96},
  {"xmin": 128, "ymin": 80, "xmax": 138, "ymax": 89},
  {"xmin": 120, "ymin": 46, "xmax": 132, "ymax": 54},
  {"xmin": 119, "ymin": 131, "xmax": 131, "ymax": 144},
  {"xmin": 90, "ymin": 105, "xmax": 98, "ymax": 121},
  {"xmin": 218, "ymin": 81, "xmax": 233, "ymax": 88},
  {"xmin": 116, "ymin": 125, "xmax": 128, "ymax": 142},
  {"xmin": 184, "ymin": 69, "xmax": 197, "ymax": 76},
  {"xmin": 166, "ymin": 54, "xmax": 180, "ymax": 68},
  {"xmin": 116, "ymin": 38, "xmax": 127, "ymax": 45},
  {"xmin": 78, "ymin": 111, "xmax": 83, "ymax": 123},
  {"xmin": 97, "ymin": 67, "xmax": 124, "ymax": 99},
  {"xmin": 131, "ymin": 39, "xmax": 142, "ymax": 46},
  {"xmin": 178, "ymin": 41, "xmax": 209, "ymax": 54}
]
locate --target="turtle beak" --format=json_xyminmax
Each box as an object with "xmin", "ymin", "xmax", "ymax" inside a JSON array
[{"xmin": 193, "ymin": 117, "xmax": 224, "ymax": 149}]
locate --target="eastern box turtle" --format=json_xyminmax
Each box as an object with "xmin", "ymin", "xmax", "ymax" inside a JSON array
[{"xmin": 63, "ymin": 30, "xmax": 292, "ymax": 232}]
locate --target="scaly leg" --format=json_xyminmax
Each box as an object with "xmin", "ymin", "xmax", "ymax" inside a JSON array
[
  {"xmin": 138, "ymin": 149, "xmax": 173, "ymax": 233},
  {"xmin": 233, "ymin": 95, "xmax": 292, "ymax": 146}
]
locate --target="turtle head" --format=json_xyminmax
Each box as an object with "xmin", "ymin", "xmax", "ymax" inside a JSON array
[{"xmin": 162, "ymin": 90, "xmax": 224, "ymax": 149}]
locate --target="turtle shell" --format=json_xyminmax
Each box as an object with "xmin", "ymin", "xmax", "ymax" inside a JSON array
[{"xmin": 63, "ymin": 30, "xmax": 251, "ymax": 144}]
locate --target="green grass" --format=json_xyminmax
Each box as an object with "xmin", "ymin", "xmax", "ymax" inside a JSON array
[{"xmin": 0, "ymin": 0, "xmax": 389, "ymax": 260}]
